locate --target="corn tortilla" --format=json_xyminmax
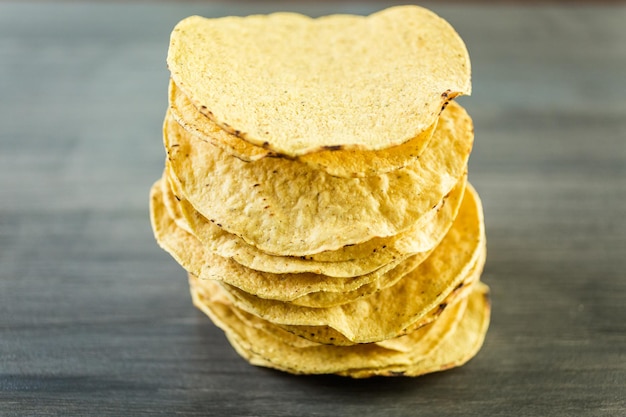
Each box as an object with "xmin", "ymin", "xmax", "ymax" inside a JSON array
[
  {"xmin": 205, "ymin": 185, "xmax": 485, "ymax": 343},
  {"xmin": 164, "ymin": 101, "xmax": 473, "ymax": 256},
  {"xmin": 280, "ymin": 249, "xmax": 483, "ymax": 346},
  {"xmin": 163, "ymin": 167, "xmax": 466, "ymax": 277},
  {"xmin": 167, "ymin": 6, "xmax": 471, "ymax": 155},
  {"xmin": 152, "ymin": 179, "xmax": 447, "ymax": 306},
  {"xmin": 190, "ymin": 279, "xmax": 489, "ymax": 377},
  {"xmin": 169, "ymin": 79, "xmax": 438, "ymax": 178}
]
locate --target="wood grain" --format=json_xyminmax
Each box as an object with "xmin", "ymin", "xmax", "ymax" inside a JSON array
[{"xmin": 0, "ymin": 2, "xmax": 624, "ymax": 416}]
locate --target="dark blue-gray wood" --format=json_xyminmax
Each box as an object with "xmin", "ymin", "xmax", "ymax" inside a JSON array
[{"xmin": 0, "ymin": 2, "xmax": 624, "ymax": 416}]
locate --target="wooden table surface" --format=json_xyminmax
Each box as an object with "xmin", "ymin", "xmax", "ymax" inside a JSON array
[{"xmin": 1, "ymin": 2, "xmax": 624, "ymax": 416}]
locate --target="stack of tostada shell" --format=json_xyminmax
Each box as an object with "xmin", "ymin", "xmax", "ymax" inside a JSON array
[{"xmin": 150, "ymin": 5, "xmax": 490, "ymax": 378}]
